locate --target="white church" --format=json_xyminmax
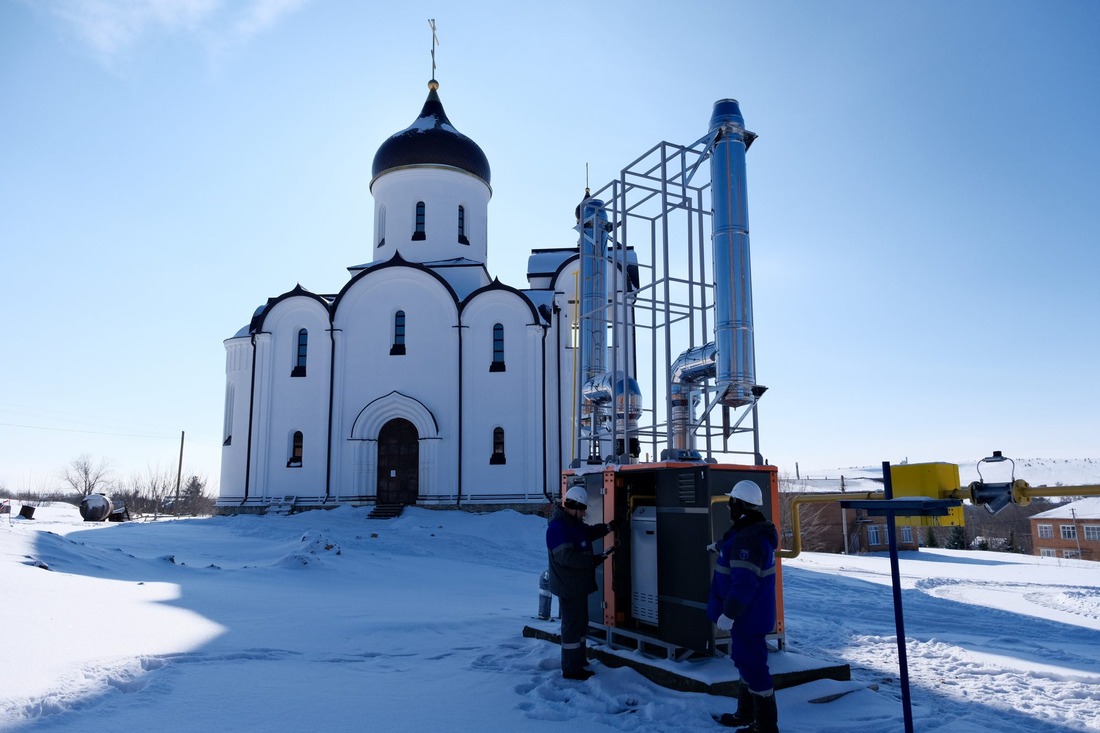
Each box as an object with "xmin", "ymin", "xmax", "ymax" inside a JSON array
[{"xmin": 216, "ymin": 79, "xmax": 633, "ymax": 514}]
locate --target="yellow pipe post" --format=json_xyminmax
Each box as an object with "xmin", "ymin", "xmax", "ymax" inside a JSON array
[{"xmin": 776, "ymin": 491, "xmax": 883, "ymax": 559}]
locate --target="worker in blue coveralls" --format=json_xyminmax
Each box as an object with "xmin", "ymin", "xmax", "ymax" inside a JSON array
[
  {"xmin": 545, "ymin": 485, "xmax": 615, "ymax": 680},
  {"xmin": 708, "ymin": 480, "xmax": 780, "ymax": 732}
]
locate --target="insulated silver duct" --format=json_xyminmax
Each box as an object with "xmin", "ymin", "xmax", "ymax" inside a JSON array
[
  {"xmin": 669, "ymin": 343, "xmax": 717, "ymax": 452},
  {"xmin": 667, "ymin": 100, "xmax": 758, "ymax": 455},
  {"xmin": 709, "ymin": 99, "xmax": 757, "ymax": 407},
  {"xmin": 582, "ymin": 371, "xmax": 641, "ymax": 429},
  {"xmin": 577, "ymin": 195, "xmax": 610, "ymax": 460},
  {"xmin": 578, "ymin": 196, "xmax": 609, "ymax": 386},
  {"xmin": 576, "ymin": 196, "xmax": 641, "ymax": 461}
]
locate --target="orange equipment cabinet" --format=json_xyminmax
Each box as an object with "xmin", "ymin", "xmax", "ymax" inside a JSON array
[{"xmin": 562, "ymin": 462, "xmax": 783, "ymax": 656}]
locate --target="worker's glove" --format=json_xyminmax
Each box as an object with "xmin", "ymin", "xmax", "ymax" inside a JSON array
[
  {"xmin": 606, "ymin": 518, "xmax": 622, "ymax": 534},
  {"xmin": 706, "ymin": 542, "xmax": 719, "ymax": 553},
  {"xmin": 592, "ymin": 548, "xmax": 615, "ymax": 566},
  {"xmin": 716, "ymin": 614, "xmax": 735, "ymax": 631}
]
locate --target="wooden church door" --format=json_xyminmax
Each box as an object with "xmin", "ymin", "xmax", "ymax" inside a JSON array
[{"xmin": 377, "ymin": 418, "xmax": 419, "ymax": 505}]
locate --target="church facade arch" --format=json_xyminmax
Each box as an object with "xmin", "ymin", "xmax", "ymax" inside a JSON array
[{"xmin": 342, "ymin": 391, "xmax": 441, "ymax": 504}]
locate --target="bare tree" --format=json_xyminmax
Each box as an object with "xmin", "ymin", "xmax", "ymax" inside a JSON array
[
  {"xmin": 119, "ymin": 465, "xmax": 179, "ymax": 515},
  {"xmin": 61, "ymin": 454, "xmax": 113, "ymax": 497},
  {"xmin": 108, "ymin": 465, "xmax": 173, "ymax": 515},
  {"xmin": 145, "ymin": 465, "xmax": 179, "ymax": 515}
]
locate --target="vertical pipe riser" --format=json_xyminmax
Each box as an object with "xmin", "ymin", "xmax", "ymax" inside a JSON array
[
  {"xmin": 709, "ymin": 100, "xmax": 756, "ymax": 407},
  {"xmin": 579, "ymin": 199, "xmax": 609, "ymax": 384},
  {"xmin": 578, "ymin": 198, "xmax": 610, "ymax": 456}
]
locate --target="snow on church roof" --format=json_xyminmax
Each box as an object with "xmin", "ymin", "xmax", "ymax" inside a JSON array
[{"xmin": 527, "ymin": 249, "xmax": 575, "ymax": 279}]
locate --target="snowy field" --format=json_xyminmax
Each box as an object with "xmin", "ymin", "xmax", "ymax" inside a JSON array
[{"xmin": 1, "ymin": 501, "xmax": 1098, "ymax": 732}]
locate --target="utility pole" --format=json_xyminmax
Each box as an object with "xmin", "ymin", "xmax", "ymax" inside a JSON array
[
  {"xmin": 840, "ymin": 475, "xmax": 848, "ymax": 555},
  {"xmin": 1070, "ymin": 507, "xmax": 1083, "ymax": 557},
  {"xmin": 174, "ymin": 430, "xmax": 184, "ymax": 517}
]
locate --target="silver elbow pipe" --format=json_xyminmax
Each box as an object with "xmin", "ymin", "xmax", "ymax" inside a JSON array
[{"xmin": 669, "ymin": 343, "xmax": 717, "ymax": 452}]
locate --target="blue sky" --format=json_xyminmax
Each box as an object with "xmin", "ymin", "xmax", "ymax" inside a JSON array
[{"xmin": 2, "ymin": 0, "xmax": 1098, "ymax": 493}]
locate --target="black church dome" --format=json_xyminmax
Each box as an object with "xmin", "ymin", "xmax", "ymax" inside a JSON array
[{"xmin": 371, "ymin": 80, "xmax": 491, "ymax": 186}]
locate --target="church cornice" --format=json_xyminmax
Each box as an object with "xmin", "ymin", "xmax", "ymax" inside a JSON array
[
  {"xmin": 330, "ymin": 251, "xmax": 462, "ymax": 319},
  {"xmin": 461, "ymin": 277, "xmax": 542, "ymax": 325},
  {"xmin": 368, "ymin": 163, "xmax": 492, "ymax": 196},
  {"xmin": 249, "ymin": 283, "xmax": 332, "ymax": 334}
]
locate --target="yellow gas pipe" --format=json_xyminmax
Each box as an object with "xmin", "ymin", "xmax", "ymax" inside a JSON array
[
  {"xmin": 1009, "ymin": 480, "xmax": 1100, "ymax": 504},
  {"xmin": 776, "ymin": 491, "xmax": 883, "ymax": 560}
]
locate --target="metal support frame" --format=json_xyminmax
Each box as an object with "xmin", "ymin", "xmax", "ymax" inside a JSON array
[
  {"xmin": 582, "ymin": 134, "xmax": 761, "ymax": 464},
  {"xmin": 589, "ymin": 621, "xmax": 725, "ymax": 662}
]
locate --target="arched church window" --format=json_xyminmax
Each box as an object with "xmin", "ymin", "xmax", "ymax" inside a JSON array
[
  {"xmin": 458, "ymin": 205, "xmax": 469, "ymax": 245},
  {"xmin": 288, "ymin": 431, "xmax": 303, "ymax": 467},
  {"xmin": 413, "ymin": 202, "xmax": 426, "ymax": 240},
  {"xmin": 490, "ymin": 427, "xmax": 506, "ymax": 464},
  {"xmin": 292, "ymin": 329, "xmax": 307, "ymax": 377},
  {"xmin": 390, "ymin": 310, "xmax": 406, "ymax": 356},
  {"xmin": 377, "ymin": 206, "xmax": 386, "ymax": 248},
  {"xmin": 490, "ymin": 323, "xmax": 505, "ymax": 371}
]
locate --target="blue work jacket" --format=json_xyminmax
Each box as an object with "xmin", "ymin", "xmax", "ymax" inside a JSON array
[
  {"xmin": 546, "ymin": 505, "xmax": 609, "ymax": 599},
  {"xmin": 707, "ymin": 510, "xmax": 778, "ymax": 634}
]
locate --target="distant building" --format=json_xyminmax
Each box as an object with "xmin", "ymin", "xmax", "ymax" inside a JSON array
[
  {"xmin": 779, "ymin": 492, "xmax": 920, "ymax": 554},
  {"xmin": 1029, "ymin": 497, "xmax": 1100, "ymax": 560}
]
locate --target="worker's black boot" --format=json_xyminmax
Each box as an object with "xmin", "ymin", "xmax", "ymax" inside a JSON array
[
  {"xmin": 739, "ymin": 692, "xmax": 777, "ymax": 733},
  {"xmin": 715, "ymin": 686, "xmax": 754, "ymax": 727}
]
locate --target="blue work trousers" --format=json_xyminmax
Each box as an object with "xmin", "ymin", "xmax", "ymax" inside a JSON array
[
  {"xmin": 729, "ymin": 628, "xmax": 772, "ymax": 694},
  {"xmin": 558, "ymin": 595, "xmax": 589, "ymax": 674}
]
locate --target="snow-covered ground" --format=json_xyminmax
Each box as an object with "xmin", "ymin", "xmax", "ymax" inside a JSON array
[{"xmin": 1, "ymin": 501, "xmax": 1098, "ymax": 732}]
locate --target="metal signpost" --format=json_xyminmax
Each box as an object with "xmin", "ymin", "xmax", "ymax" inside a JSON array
[{"xmin": 840, "ymin": 461, "xmax": 962, "ymax": 733}]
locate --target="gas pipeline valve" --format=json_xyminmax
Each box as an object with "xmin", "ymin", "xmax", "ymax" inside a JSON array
[{"xmin": 968, "ymin": 451, "xmax": 1030, "ymax": 514}]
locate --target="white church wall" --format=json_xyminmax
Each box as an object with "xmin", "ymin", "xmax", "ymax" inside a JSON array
[
  {"xmin": 371, "ymin": 167, "xmax": 490, "ymax": 265},
  {"xmin": 459, "ymin": 289, "xmax": 548, "ymax": 503},
  {"xmin": 249, "ymin": 332, "xmax": 274, "ymax": 501},
  {"xmin": 218, "ymin": 337, "xmax": 253, "ymax": 502},
  {"xmin": 254, "ymin": 297, "xmax": 332, "ymax": 501},
  {"xmin": 329, "ymin": 266, "xmax": 461, "ymax": 502}
]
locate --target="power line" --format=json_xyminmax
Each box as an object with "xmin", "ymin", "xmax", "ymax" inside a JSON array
[
  {"xmin": 0, "ymin": 401, "xmax": 198, "ymax": 434},
  {"xmin": 0, "ymin": 422, "xmax": 179, "ymax": 440}
]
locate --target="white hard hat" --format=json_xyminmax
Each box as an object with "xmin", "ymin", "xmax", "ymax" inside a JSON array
[
  {"xmin": 727, "ymin": 480, "xmax": 763, "ymax": 506},
  {"xmin": 564, "ymin": 486, "xmax": 589, "ymax": 507}
]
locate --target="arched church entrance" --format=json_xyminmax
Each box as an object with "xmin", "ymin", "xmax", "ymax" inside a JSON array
[{"xmin": 377, "ymin": 418, "xmax": 419, "ymax": 505}]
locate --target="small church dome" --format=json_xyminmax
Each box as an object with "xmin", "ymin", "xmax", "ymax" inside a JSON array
[{"xmin": 371, "ymin": 80, "xmax": 491, "ymax": 186}]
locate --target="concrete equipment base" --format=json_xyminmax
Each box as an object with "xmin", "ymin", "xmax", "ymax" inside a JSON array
[{"xmin": 523, "ymin": 620, "xmax": 849, "ymax": 698}]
